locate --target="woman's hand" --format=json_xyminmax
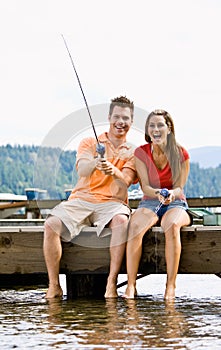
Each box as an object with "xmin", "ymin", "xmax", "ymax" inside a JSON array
[
  {"xmin": 156, "ymin": 189, "xmax": 175, "ymax": 205},
  {"xmin": 162, "ymin": 190, "xmax": 175, "ymax": 205}
]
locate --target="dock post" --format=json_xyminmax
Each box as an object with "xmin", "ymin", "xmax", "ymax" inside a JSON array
[{"xmin": 66, "ymin": 273, "xmax": 108, "ymax": 298}]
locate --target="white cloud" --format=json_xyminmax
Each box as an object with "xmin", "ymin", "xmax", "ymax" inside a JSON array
[{"xmin": 0, "ymin": 0, "xmax": 221, "ymax": 149}]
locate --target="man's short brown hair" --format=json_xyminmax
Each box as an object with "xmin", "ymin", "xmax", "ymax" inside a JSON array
[{"xmin": 109, "ymin": 96, "xmax": 134, "ymax": 120}]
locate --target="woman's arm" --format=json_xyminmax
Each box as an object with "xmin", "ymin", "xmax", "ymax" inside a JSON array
[
  {"xmin": 135, "ymin": 157, "xmax": 160, "ymax": 198},
  {"xmin": 136, "ymin": 156, "xmax": 190, "ymax": 202}
]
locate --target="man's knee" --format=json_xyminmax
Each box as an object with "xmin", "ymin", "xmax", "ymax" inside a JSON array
[
  {"xmin": 44, "ymin": 216, "xmax": 63, "ymax": 237},
  {"xmin": 110, "ymin": 214, "xmax": 129, "ymax": 229},
  {"xmin": 109, "ymin": 215, "xmax": 129, "ymax": 246}
]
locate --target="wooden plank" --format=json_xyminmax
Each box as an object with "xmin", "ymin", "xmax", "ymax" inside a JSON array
[
  {"xmin": 0, "ymin": 227, "xmax": 111, "ymax": 275},
  {"xmin": 61, "ymin": 229, "xmax": 111, "ymax": 274},
  {"xmin": 1, "ymin": 226, "xmax": 221, "ymax": 276},
  {"xmin": 129, "ymin": 197, "xmax": 221, "ymax": 209},
  {"xmin": 0, "ymin": 201, "xmax": 27, "ymax": 210},
  {"xmin": 0, "ymin": 219, "xmax": 45, "ymax": 227},
  {"xmin": 26, "ymin": 199, "xmax": 61, "ymax": 210},
  {"xmin": 187, "ymin": 197, "xmax": 221, "ymax": 208},
  {"xmin": 0, "ymin": 229, "xmax": 47, "ymax": 274},
  {"xmin": 0, "ymin": 226, "xmax": 44, "ymax": 233},
  {"xmin": 61, "ymin": 241, "xmax": 110, "ymax": 274},
  {"xmin": 1, "ymin": 197, "xmax": 220, "ymax": 214},
  {"xmin": 141, "ymin": 226, "xmax": 221, "ymax": 274}
]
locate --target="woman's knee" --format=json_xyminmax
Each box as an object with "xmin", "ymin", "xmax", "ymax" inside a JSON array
[
  {"xmin": 128, "ymin": 218, "xmax": 147, "ymax": 240},
  {"xmin": 129, "ymin": 218, "xmax": 141, "ymax": 234},
  {"xmin": 129, "ymin": 210, "xmax": 157, "ymax": 237},
  {"xmin": 162, "ymin": 221, "xmax": 182, "ymax": 244}
]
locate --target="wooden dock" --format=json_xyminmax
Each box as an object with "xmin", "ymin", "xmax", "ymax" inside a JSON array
[
  {"xmin": 0, "ymin": 223, "xmax": 221, "ymax": 297},
  {"xmin": 0, "ymin": 197, "xmax": 221, "ymax": 297}
]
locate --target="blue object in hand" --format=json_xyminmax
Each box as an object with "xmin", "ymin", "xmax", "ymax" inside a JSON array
[
  {"xmin": 155, "ymin": 188, "xmax": 170, "ymax": 213},
  {"xmin": 160, "ymin": 188, "xmax": 170, "ymax": 198},
  {"xmin": 96, "ymin": 143, "xmax": 105, "ymax": 158}
]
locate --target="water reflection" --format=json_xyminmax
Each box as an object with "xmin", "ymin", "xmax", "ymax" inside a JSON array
[
  {"xmin": 45, "ymin": 297, "xmax": 192, "ymax": 348},
  {"xmin": 0, "ymin": 288, "xmax": 221, "ymax": 349},
  {"xmin": 104, "ymin": 298, "xmax": 191, "ymax": 349}
]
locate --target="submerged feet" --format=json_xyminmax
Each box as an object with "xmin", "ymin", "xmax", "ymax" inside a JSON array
[
  {"xmin": 104, "ymin": 277, "xmax": 118, "ymax": 298},
  {"xmin": 123, "ymin": 285, "xmax": 137, "ymax": 299},
  {"xmin": 45, "ymin": 283, "xmax": 63, "ymax": 299},
  {"xmin": 44, "ymin": 280, "xmax": 175, "ymax": 300},
  {"xmin": 164, "ymin": 284, "xmax": 175, "ymax": 301}
]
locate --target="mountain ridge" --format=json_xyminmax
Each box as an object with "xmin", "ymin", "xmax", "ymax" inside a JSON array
[{"xmin": 188, "ymin": 146, "xmax": 221, "ymax": 168}]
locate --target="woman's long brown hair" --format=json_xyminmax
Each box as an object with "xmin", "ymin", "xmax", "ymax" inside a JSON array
[{"xmin": 145, "ymin": 110, "xmax": 183, "ymax": 185}]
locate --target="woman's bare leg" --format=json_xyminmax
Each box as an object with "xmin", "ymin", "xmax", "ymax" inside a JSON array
[{"xmin": 161, "ymin": 209, "xmax": 190, "ymax": 300}]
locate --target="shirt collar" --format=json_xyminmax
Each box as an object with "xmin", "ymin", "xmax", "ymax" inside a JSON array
[{"xmin": 98, "ymin": 132, "xmax": 131, "ymax": 149}]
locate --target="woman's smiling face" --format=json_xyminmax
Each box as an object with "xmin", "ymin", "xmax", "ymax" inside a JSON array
[{"xmin": 147, "ymin": 114, "xmax": 170, "ymax": 146}]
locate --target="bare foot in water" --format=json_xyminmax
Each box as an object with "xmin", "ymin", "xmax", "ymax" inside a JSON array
[
  {"xmin": 164, "ymin": 285, "xmax": 175, "ymax": 301},
  {"xmin": 104, "ymin": 279, "xmax": 118, "ymax": 298},
  {"xmin": 45, "ymin": 284, "xmax": 63, "ymax": 299},
  {"xmin": 123, "ymin": 285, "xmax": 137, "ymax": 299}
]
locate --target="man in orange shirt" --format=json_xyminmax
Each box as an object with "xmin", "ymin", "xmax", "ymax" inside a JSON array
[{"xmin": 43, "ymin": 96, "xmax": 137, "ymax": 299}]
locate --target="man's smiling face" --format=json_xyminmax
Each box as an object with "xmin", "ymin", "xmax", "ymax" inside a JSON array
[{"xmin": 108, "ymin": 106, "xmax": 133, "ymax": 139}]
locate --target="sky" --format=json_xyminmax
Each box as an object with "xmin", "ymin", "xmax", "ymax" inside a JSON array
[{"xmin": 0, "ymin": 0, "xmax": 221, "ymax": 151}]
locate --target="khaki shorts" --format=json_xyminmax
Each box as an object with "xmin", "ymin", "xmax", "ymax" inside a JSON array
[{"xmin": 48, "ymin": 198, "xmax": 131, "ymax": 241}]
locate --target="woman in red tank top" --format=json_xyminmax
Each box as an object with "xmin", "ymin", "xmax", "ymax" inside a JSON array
[{"xmin": 124, "ymin": 109, "xmax": 191, "ymax": 300}]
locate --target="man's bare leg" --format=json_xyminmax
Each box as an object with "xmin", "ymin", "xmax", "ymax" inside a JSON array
[
  {"xmin": 124, "ymin": 209, "xmax": 158, "ymax": 299},
  {"xmin": 43, "ymin": 217, "xmax": 63, "ymax": 299},
  {"xmin": 104, "ymin": 214, "xmax": 128, "ymax": 298}
]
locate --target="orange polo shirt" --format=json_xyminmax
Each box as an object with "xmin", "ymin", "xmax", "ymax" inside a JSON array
[{"xmin": 69, "ymin": 132, "xmax": 136, "ymax": 204}]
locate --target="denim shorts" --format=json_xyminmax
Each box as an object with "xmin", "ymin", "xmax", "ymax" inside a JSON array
[{"xmin": 138, "ymin": 199, "xmax": 189, "ymax": 218}]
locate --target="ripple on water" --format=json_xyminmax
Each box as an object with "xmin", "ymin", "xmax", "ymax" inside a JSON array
[{"xmin": 0, "ymin": 282, "xmax": 221, "ymax": 349}]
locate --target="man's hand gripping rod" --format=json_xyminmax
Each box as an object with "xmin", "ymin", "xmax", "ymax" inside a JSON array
[{"xmin": 61, "ymin": 34, "xmax": 105, "ymax": 158}]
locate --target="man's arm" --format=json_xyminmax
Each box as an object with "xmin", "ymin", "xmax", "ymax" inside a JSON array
[
  {"xmin": 96, "ymin": 159, "xmax": 137, "ymax": 187},
  {"xmin": 77, "ymin": 158, "xmax": 98, "ymax": 177},
  {"xmin": 76, "ymin": 136, "xmax": 97, "ymax": 177}
]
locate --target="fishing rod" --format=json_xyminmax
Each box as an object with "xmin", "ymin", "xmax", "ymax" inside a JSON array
[{"xmin": 61, "ymin": 34, "xmax": 105, "ymax": 157}]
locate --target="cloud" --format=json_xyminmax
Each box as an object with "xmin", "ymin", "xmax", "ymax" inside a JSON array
[{"xmin": 0, "ymin": 0, "xmax": 221, "ymax": 148}]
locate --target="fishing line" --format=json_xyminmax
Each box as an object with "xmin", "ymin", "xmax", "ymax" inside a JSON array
[{"xmin": 154, "ymin": 188, "xmax": 169, "ymax": 273}]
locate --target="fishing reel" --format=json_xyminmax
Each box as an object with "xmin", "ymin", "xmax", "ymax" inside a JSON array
[
  {"xmin": 96, "ymin": 143, "xmax": 105, "ymax": 158},
  {"xmin": 155, "ymin": 188, "xmax": 170, "ymax": 213},
  {"xmin": 160, "ymin": 188, "xmax": 170, "ymax": 198}
]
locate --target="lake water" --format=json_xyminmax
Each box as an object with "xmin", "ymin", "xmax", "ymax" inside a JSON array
[{"xmin": 1, "ymin": 274, "xmax": 221, "ymax": 349}]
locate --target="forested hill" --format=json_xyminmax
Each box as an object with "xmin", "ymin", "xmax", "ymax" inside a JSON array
[
  {"xmin": 0, "ymin": 144, "xmax": 221, "ymax": 198},
  {"xmin": 0, "ymin": 144, "xmax": 77, "ymax": 199}
]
